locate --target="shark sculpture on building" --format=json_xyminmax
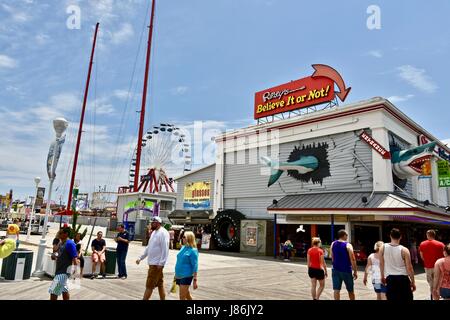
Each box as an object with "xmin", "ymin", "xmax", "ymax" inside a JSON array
[
  {"xmin": 391, "ymin": 141, "xmax": 436, "ymax": 179},
  {"xmin": 261, "ymin": 155, "xmax": 319, "ymax": 187}
]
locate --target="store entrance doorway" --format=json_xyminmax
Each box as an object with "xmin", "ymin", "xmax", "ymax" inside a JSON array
[{"xmin": 353, "ymin": 224, "xmax": 381, "ymax": 263}]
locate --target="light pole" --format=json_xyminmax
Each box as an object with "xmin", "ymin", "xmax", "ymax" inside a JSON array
[
  {"xmin": 26, "ymin": 177, "xmax": 41, "ymax": 241},
  {"xmin": 33, "ymin": 117, "xmax": 68, "ymax": 277}
]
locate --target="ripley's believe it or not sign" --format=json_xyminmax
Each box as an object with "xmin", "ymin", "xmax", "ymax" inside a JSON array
[
  {"xmin": 183, "ymin": 181, "xmax": 211, "ymax": 210},
  {"xmin": 254, "ymin": 64, "xmax": 351, "ymax": 119}
]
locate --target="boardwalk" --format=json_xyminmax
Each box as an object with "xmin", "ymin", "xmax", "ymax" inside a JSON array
[{"xmin": 0, "ymin": 231, "xmax": 431, "ymax": 300}]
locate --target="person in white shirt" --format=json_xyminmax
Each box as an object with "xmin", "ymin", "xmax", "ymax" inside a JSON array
[
  {"xmin": 136, "ymin": 216, "xmax": 170, "ymax": 300},
  {"xmin": 380, "ymin": 228, "xmax": 416, "ymax": 301}
]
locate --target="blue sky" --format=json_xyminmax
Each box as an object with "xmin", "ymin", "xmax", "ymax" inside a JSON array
[{"xmin": 1, "ymin": 0, "xmax": 450, "ymax": 202}]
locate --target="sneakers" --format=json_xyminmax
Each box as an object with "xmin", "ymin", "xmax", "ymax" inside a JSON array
[
  {"xmin": 90, "ymin": 274, "xmax": 96, "ymax": 280},
  {"xmin": 120, "ymin": 276, "xmax": 127, "ymax": 280},
  {"xmin": 102, "ymin": 274, "xmax": 106, "ymax": 279}
]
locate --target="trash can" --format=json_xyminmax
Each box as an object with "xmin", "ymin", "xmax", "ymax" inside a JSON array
[
  {"xmin": 105, "ymin": 247, "xmax": 116, "ymax": 275},
  {"xmin": 1, "ymin": 249, "xmax": 33, "ymax": 280}
]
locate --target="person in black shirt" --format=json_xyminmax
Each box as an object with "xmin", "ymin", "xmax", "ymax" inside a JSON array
[
  {"xmin": 115, "ymin": 224, "xmax": 129, "ymax": 279},
  {"xmin": 91, "ymin": 231, "xmax": 106, "ymax": 279}
]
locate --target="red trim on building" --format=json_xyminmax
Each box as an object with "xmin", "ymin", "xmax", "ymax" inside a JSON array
[{"xmin": 216, "ymin": 101, "xmax": 450, "ymax": 154}]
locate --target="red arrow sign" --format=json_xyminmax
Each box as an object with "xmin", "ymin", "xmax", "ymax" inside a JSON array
[
  {"xmin": 359, "ymin": 130, "xmax": 391, "ymax": 159},
  {"xmin": 311, "ymin": 64, "xmax": 351, "ymax": 102}
]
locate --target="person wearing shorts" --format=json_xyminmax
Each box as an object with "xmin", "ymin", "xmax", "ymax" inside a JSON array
[
  {"xmin": 363, "ymin": 241, "xmax": 387, "ymax": 300},
  {"xmin": 175, "ymin": 231, "xmax": 199, "ymax": 300},
  {"xmin": 48, "ymin": 227, "xmax": 78, "ymax": 300},
  {"xmin": 330, "ymin": 229, "xmax": 358, "ymax": 300},
  {"xmin": 91, "ymin": 231, "xmax": 106, "ymax": 279},
  {"xmin": 307, "ymin": 238, "xmax": 328, "ymax": 300},
  {"xmin": 432, "ymin": 243, "xmax": 450, "ymax": 300},
  {"xmin": 380, "ymin": 228, "xmax": 416, "ymax": 301},
  {"xmin": 136, "ymin": 216, "xmax": 170, "ymax": 300},
  {"xmin": 420, "ymin": 229, "xmax": 444, "ymax": 299}
]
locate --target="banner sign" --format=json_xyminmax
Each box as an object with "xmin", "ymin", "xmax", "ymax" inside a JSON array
[
  {"xmin": 359, "ymin": 131, "xmax": 391, "ymax": 159},
  {"xmin": 254, "ymin": 76, "xmax": 334, "ymax": 119},
  {"xmin": 35, "ymin": 187, "xmax": 45, "ymax": 208},
  {"xmin": 254, "ymin": 64, "xmax": 351, "ymax": 120},
  {"xmin": 123, "ymin": 199, "xmax": 155, "ymax": 222},
  {"xmin": 183, "ymin": 181, "xmax": 211, "ymax": 210},
  {"xmin": 437, "ymin": 160, "xmax": 450, "ymax": 187}
]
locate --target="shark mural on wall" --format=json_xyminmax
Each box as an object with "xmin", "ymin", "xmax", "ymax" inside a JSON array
[
  {"xmin": 391, "ymin": 142, "xmax": 436, "ymax": 179},
  {"xmin": 261, "ymin": 142, "xmax": 330, "ymax": 187}
]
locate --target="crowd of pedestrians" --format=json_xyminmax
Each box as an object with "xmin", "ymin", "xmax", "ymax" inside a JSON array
[
  {"xmin": 46, "ymin": 219, "xmax": 449, "ymax": 301},
  {"xmin": 305, "ymin": 228, "xmax": 450, "ymax": 300}
]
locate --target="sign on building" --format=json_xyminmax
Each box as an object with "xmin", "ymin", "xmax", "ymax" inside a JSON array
[
  {"xmin": 359, "ymin": 131, "xmax": 391, "ymax": 159},
  {"xmin": 254, "ymin": 64, "xmax": 351, "ymax": 120},
  {"xmin": 246, "ymin": 226, "xmax": 258, "ymax": 247},
  {"xmin": 437, "ymin": 160, "xmax": 450, "ymax": 187},
  {"xmin": 183, "ymin": 181, "xmax": 211, "ymax": 210}
]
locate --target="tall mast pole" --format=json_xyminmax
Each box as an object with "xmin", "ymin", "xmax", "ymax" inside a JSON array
[
  {"xmin": 134, "ymin": 0, "xmax": 156, "ymax": 191},
  {"xmin": 67, "ymin": 22, "xmax": 100, "ymax": 213}
]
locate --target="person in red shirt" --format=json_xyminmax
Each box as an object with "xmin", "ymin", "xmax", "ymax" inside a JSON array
[
  {"xmin": 419, "ymin": 229, "xmax": 445, "ymax": 299},
  {"xmin": 307, "ymin": 237, "xmax": 328, "ymax": 300}
]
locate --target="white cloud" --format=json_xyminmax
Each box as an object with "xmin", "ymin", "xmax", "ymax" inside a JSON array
[
  {"xmin": 170, "ymin": 86, "xmax": 189, "ymax": 96},
  {"xmin": 387, "ymin": 94, "xmax": 414, "ymax": 103},
  {"xmin": 367, "ymin": 50, "xmax": 383, "ymax": 58},
  {"xmin": 0, "ymin": 54, "xmax": 17, "ymax": 69},
  {"xmin": 0, "ymin": 92, "xmax": 136, "ymax": 200},
  {"xmin": 1, "ymin": 3, "xmax": 30, "ymax": 22},
  {"xmin": 113, "ymin": 89, "xmax": 140, "ymax": 101},
  {"xmin": 111, "ymin": 23, "xmax": 134, "ymax": 44},
  {"xmin": 397, "ymin": 65, "xmax": 437, "ymax": 93},
  {"xmin": 35, "ymin": 33, "xmax": 50, "ymax": 45}
]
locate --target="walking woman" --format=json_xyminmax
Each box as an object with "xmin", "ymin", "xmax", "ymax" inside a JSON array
[
  {"xmin": 307, "ymin": 237, "xmax": 328, "ymax": 300},
  {"xmin": 175, "ymin": 231, "xmax": 199, "ymax": 300},
  {"xmin": 363, "ymin": 241, "xmax": 387, "ymax": 300}
]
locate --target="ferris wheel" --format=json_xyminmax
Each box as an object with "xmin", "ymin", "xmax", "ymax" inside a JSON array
[{"xmin": 128, "ymin": 123, "xmax": 191, "ymax": 193}]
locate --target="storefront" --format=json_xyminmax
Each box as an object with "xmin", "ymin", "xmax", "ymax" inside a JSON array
[{"xmin": 174, "ymin": 65, "xmax": 450, "ymax": 256}]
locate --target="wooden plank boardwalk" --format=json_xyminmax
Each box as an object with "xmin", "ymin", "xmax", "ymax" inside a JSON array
[{"xmin": 0, "ymin": 241, "xmax": 431, "ymax": 300}]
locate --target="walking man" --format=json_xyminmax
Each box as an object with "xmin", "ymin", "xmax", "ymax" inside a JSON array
[
  {"xmin": 330, "ymin": 229, "xmax": 358, "ymax": 300},
  {"xmin": 91, "ymin": 231, "xmax": 106, "ymax": 279},
  {"xmin": 380, "ymin": 228, "xmax": 416, "ymax": 301},
  {"xmin": 169, "ymin": 228, "xmax": 175, "ymax": 250},
  {"xmin": 115, "ymin": 224, "xmax": 129, "ymax": 279},
  {"xmin": 419, "ymin": 229, "xmax": 444, "ymax": 299},
  {"xmin": 136, "ymin": 216, "xmax": 170, "ymax": 300},
  {"xmin": 48, "ymin": 227, "xmax": 78, "ymax": 300}
]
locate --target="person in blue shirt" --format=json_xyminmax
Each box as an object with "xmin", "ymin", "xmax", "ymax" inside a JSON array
[
  {"xmin": 48, "ymin": 227, "xmax": 78, "ymax": 300},
  {"xmin": 115, "ymin": 224, "xmax": 129, "ymax": 279},
  {"xmin": 174, "ymin": 231, "xmax": 199, "ymax": 300}
]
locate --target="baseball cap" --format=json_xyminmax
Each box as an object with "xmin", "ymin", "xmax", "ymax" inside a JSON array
[{"xmin": 150, "ymin": 216, "xmax": 162, "ymax": 223}]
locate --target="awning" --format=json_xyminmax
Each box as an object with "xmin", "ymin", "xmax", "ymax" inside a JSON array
[
  {"xmin": 267, "ymin": 192, "xmax": 450, "ymax": 223},
  {"xmin": 168, "ymin": 209, "xmax": 213, "ymax": 222}
]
